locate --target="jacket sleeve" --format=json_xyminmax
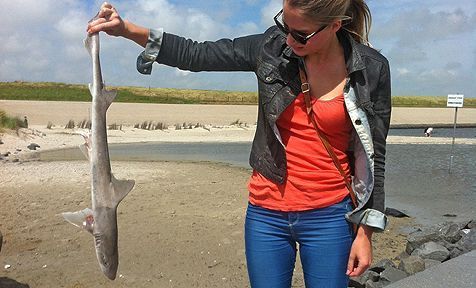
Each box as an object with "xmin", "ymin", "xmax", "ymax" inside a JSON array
[
  {"xmin": 137, "ymin": 28, "xmax": 264, "ymax": 74},
  {"xmin": 361, "ymin": 57, "xmax": 391, "ymax": 232}
]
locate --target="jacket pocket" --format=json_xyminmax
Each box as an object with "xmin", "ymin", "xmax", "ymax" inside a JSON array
[{"xmin": 256, "ymin": 62, "xmax": 286, "ymax": 104}]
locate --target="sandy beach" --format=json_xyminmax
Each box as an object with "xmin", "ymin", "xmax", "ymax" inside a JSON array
[{"xmin": 1, "ymin": 100, "xmax": 475, "ymax": 287}]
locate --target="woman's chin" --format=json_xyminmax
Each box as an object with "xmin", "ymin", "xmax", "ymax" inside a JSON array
[{"xmin": 290, "ymin": 46, "xmax": 307, "ymax": 56}]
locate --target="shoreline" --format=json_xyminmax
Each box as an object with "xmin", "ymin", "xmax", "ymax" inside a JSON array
[{"xmin": 2, "ymin": 124, "xmax": 476, "ymax": 163}]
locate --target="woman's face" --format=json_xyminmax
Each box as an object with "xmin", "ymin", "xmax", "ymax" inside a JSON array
[{"xmin": 282, "ymin": 2, "xmax": 341, "ymax": 57}]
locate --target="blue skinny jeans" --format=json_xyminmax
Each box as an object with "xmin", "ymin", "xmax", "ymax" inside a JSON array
[{"xmin": 245, "ymin": 197, "xmax": 354, "ymax": 288}]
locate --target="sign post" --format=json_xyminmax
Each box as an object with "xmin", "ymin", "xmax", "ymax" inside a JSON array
[{"xmin": 446, "ymin": 94, "xmax": 464, "ymax": 174}]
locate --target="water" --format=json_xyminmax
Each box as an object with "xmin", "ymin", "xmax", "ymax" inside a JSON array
[
  {"xmin": 39, "ymin": 129, "xmax": 475, "ymax": 226},
  {"xmin": 388, "ymin": 127, "xmax": 476, "ymax": 138}
]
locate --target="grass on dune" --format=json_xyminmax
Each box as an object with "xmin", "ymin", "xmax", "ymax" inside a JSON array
[
  {"xmin": 0, "ymin": 109, "xmax": 27, "ymax": 131},
  {"xmin": 0, "ymin": 81, "xmax": 475, "ymax": 107}
]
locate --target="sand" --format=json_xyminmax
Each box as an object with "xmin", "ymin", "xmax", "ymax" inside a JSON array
[{"xmin": 2, "ymin": 100, "xmax": 475, "ymax": 287}]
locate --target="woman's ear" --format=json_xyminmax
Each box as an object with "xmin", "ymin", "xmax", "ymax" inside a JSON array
[{"xmin": 330, "ymin": 20, "xmax": 342, "ymax": 33}]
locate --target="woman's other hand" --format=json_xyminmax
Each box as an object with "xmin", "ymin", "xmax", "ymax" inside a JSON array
[{"xmin": 346, "ymin": 225, "xmax": 373, "ymax": 277}]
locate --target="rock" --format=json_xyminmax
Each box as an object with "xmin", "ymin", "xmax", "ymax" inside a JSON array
[
  {"xmin": 406, "ymin": 227, "xmax": 440, "ymax": 254},
  {"xmin": 398, "ymin": 255, "xmax": 425, "ymax": 275},
  {"xmin": 365, "ymin": 280, "xmax": 384, "ymax": 288},
  {"xmin": 0, "ymin": 139, "xmax": 3, "ymax": 144},
  {"xmin": 467, "ymin": 220, "xmax": 476, "ymax": 229},
  {"xmin": 27, "ymin": 143, "xmax": 40, "ymax": 150},
  {"xmin": 379, "ymin": 266, "xmax": 408, "ymax": 284},
  {"xmin": 438, "ymin": 222, "xmax": 462, "ymax": 243},
  {"xmin": 348, "ymin": 278, "xmax": 365, "ymax": 288},
  {"xmin": 449, "ymin": 246, "xmax": 465, "ymax": 259},
  {"xmin": 12, "ymin": 158, "xmax": 19, "ymax": 163},
  {"xmin": 457, "ymin": 229, "xmax": 475, "ymax": 252},
  {"xmin": 411, "ymin": 241, "xmax": 450, "ymax": 262},
  {"xmin": 3, "ymin": 151, "xmax": 11, "ymax": 157},
  {"xmin": 369, "ymin": 259, "xmax": 396, "ymax": 273},
  {"xmin": 424, "ymin": 259, "xmax": 441, "ymax": 269},
  {"xmin": 385, "ymin": 207, "xmax": 410, "ymax": 218},
  {"xmin": 350, "ymin": 270, "xmax": 380, "ymax": 287},
  {"xmin": 395, "ymin": 251, "xmax": 410, "ymax": 262}
]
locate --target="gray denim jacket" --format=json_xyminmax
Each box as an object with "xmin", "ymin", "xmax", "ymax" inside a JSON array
[{"xmin": 136, "ymin": 26, "xmax": 391, "ymax": 232}]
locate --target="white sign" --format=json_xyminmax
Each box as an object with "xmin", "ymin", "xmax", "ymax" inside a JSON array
[{"xmin": 447, "ymin": 94, "xmax": 464, "ymax": 108}]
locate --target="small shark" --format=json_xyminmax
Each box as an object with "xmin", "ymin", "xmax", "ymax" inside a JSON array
[{"xmin": 62, "ymin": 13, "xmax": 135, "ymax": 280}]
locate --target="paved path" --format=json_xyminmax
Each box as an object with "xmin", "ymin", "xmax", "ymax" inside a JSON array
[{"xmin": 386, "ymin": 250, "xmax": 476, "ymax": 288}]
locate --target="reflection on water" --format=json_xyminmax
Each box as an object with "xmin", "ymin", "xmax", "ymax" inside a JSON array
[{"xmin": 40, "ymin": 130, "xmax": 475, "ymax": 226}]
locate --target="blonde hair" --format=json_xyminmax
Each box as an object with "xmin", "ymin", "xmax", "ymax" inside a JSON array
[{"xmin": 285, "ymin": 0, "xmax": 372, "ymax": 45}]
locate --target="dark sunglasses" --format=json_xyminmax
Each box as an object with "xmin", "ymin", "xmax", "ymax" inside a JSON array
[{"xmin": 273, "ymin": 9, "xmax": 327, "ymax": 45}]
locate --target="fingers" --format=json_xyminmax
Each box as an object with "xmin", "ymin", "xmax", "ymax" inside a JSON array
[
  {"xmin": 346, "ymin": 255, "xmax": 371, "ymax": 277},
  {"xmin": 88, "ymin": 18, "xmax": 121, "ymax": 35},
  {"xmin": 87, "ymin": 3, "xmax": 123, "ymax": 35},
  {"xmin": 346, "ymin": 254, "xmax": 356, "ymax": 276}
]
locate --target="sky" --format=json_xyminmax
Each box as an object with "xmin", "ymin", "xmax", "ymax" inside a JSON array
[{"xmin": 0, "ymin": 0, "xmax": 475, "ymax": 98}]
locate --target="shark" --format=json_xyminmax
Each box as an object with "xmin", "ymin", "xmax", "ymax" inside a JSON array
[{"xmin": 62, "ymin": 13, "xmax": 135, "ymax": 280}]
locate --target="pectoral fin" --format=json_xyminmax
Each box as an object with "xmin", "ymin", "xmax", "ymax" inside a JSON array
[{"xmin": 62, "ymin": 208, "xmax": 94, "ymax": 234}]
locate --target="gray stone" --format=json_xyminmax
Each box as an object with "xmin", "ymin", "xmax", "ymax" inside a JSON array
[
  {"xmin": 350, "ymin": 270, "xmax": 380, "ymax": 287},
  {"xmin": 467, "ymin": 220, "xmax": 475, "ymax": 229},
  {"xmin": 457, "ymin": 229, "xmax": 475, "ymax": 252},
  {"xmin": 411, "ymin": 241, "xmax": 450, "ymax": 262},
  {"xmin": 27, "ymin": 143, "xmax": 40, "ymax": 150},
  {"xmin": 424, "ymin": 258, "xmax": 441, "ymax": 269},
  {"xmin": 450, "ymin": 247, "xmax": 465, "ymax": 259},
  {"xmin": 385, "ymin": 207, "xmax": 410, "ymax": 218},
  {"xmin": 406, "ymin": 228, "xmax": 440, "ymax": 254},
  {"xmin": 369, "ymin": 259, "xmax": 396, "ymax": 273},
  {"xmin": 398, "ymin": 255, "xmax": 425, "ymax": 275},
  {"xmin": 379, "ymin": 266, "xmax": 408, "ymax": 284},
  {"xmin": 365, "ymin": 280, "xmax": 384, "ymax": 288},
  {"xmin": 438, "ymin": 222, "xmax": 462, "ymax": 243},
  {"xmin": 395, "ymin": 251, "xmax": 410, "ymax": 262}
]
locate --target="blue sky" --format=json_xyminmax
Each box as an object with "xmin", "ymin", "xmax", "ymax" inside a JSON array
[{"xmin": 0, "ymin": 0, "xmax": 475, "ymax": 97}]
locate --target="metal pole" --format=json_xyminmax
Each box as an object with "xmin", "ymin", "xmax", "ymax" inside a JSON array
[{"xmin": 448, "ymin": 107, "xmax": 458, "ymax": 174}]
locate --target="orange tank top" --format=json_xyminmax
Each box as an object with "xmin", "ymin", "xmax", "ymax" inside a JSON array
[{"xmin": 248, "ymin": 93, "xmax": 353, "ymax": 211}]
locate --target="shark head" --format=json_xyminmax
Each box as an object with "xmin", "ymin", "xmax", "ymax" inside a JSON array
[{"xmin": 93, "ymin": 207, "xmax": 119, "ymax": 280}]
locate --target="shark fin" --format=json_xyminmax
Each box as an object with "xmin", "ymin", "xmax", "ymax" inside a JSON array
[
  {"xmin": 79, "ymin": 144, "xmax": 90, "ymax": 160},
  {"xmin": 102, "ymin": 89, "xmax": 117, "ymax": 109},
  {"xmin": 78, "ymin": 131, "xmax": 92, "ymax": 160},
  {"xmin": 88, "ymin": 83, "xmax": 94, "ymax": 96},
  {"xmin": 84, "ymin": 38, "xmax": 92, "ymax": 57},
  {"xmin": 111, "ymin": 174, "xmax": 135, "ymax": 206},
  {"xmin": 62, "ymin": 208, "xmax": 94, "ymax": 234}
]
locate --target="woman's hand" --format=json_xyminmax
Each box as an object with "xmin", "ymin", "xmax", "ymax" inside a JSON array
[
  {"xmin": 87, "ymin": 2, "xmax": 126, "ymax": 37},
  {"xmin": 86, "ymin": 2, "xmax": 149, "ymax": 47},
  {"xmin": 346, "ymin": 225, "xmax": 373, "ymax": 277}
]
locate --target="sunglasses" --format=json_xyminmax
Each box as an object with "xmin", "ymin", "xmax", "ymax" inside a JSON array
[{"xmin": 274, "ymin": 9, "xmax": 328, "ymax": 45}]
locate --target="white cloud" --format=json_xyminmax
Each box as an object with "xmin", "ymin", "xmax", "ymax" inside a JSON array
[{"xmin": 0, "ymin": 0, "xmax": 475, "ymax": 96}]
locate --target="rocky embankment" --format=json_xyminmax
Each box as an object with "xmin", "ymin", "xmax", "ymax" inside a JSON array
[{"xmin": 349, "ymin": 219, "xmax": 476, "ymax": 288}]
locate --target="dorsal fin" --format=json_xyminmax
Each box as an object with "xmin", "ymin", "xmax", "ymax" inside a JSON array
[
  {"xmin": 102, "ymin": 88, "xmax": 117, "ymax": 109},
  {"xmin": 111, "ymin": 174, "xmax": 135, "ymax": 206}
]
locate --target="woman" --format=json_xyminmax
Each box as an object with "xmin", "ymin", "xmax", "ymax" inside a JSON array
[{"xmin": 88, "ymin": 0, "xmax": 391, "ymax": 287}]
